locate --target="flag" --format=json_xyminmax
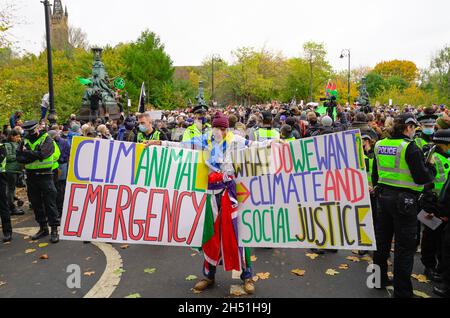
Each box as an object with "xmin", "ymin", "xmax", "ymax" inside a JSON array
[
  {"xmin": 77, "ymin": 77, "xmax": 92, "ymax": 85},
  {"xmin": 138, "ymin": 82, "xmax": 146, "ymax": 113},
  {"xmin": 325, "ymin": 80, "xmax": 339, "ymax": 99}
]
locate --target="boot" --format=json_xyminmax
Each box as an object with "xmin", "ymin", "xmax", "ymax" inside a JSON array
[
  {"xmin": 2, "ymin": 232, "xmax": 12, "ymax": 243},
  {"xmin": 424, "ymin": 267, "xmax": 443, "ymax": 283},
  {"xmin": 50, "ymin": 226, "xmax": 59, "ymax": 244},
  {"xmin": 243, "ymin": 278, "xmax": 255, "ymax": 294},
  {"xmin": 193, "ymin": 278, "xmax": 215, "ymax": 291},
  {"xmin": 433, "ymin": 284, "xmax": 450, "ymax": 298},
  {"xmin": 10, "ymin": 208, "xmax": 25, "ymax": 216},
  {"xmin": 310, "ymin": 248, "xmax": 325, "ymax": 255},
  {"xmin": 31, "ymin": 225, "xmax": 49, "ymax": 240}
]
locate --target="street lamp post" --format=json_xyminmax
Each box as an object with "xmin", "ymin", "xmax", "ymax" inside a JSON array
[
  {"xmin": 340, "ymin": 49, "xmax": 351, "ymax": 105},
  {"xmin": 42, "ymin": 0, "xmax": 56, "ymax": 124},
  {"xmin": 211, "ymin": 54, "xmax": 222, "ymax": 106}
]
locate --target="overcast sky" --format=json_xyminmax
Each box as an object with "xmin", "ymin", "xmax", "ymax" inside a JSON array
[{"xmin": 6, "ymin": 0, "xmax": 450, "ymax": 71}]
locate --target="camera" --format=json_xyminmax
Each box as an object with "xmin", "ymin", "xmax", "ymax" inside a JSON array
[{"xmin": 319, "ymin": 95, "xmax": 337, "ymax": 118}]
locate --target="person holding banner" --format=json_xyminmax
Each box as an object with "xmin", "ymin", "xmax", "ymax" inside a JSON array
[
  {"xmin": 372, "ymin": 113, "xmax": 436, "ymax": 298},
  {"xmin": 134, "ymin": 112, "xmax": 167, "ymax": 143},
  {"xmin": 145, "ymin": 112, "xmax": 278, "ymax": 295}
]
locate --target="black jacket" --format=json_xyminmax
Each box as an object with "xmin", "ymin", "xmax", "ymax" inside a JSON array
[{"xmin": 16, "ymin": 131, "xmax": 55, "ymax": 173}]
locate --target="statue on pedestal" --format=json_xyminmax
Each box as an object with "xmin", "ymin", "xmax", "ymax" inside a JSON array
[
  {"xmin": 80, "ymin": 47, "xmax": 121, "ymax": 121},
  {"xmin": 356, "ymin": 77, "xmax": 370, "ymax": 107}
]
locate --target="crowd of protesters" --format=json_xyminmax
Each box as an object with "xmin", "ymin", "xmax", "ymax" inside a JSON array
[{"xmin": 1, "ymin": 100, "xmax": 450, "ymax": 298}]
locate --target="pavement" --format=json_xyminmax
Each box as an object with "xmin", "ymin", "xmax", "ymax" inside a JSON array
[{"xmin": 0, "ymin": 190, "xmax": 442, "ymax": 298}]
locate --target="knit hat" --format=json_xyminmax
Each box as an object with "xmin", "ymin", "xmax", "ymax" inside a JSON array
[{"xmin": 212, "ymin": 112, "xmax": 229, "ymax": 129}]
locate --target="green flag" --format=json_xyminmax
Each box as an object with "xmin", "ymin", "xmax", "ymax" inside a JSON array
[{"xmin": 77, "ymin": 77, "xmax": 92, "ymax": 85}]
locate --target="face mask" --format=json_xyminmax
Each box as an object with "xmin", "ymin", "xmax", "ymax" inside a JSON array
[
  {"xmin": 422, "ymin": 128, "xmax": 434, "ymax": 135},
  {"xmin": 138, "ymin": 124, "xmax": 148, "ymax": 133},
  {"xmin": 446, "ymin": 149, "xmax": 450, "ymax": 155}
]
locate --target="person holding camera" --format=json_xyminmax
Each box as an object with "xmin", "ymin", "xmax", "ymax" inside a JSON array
[{"xmin": 372, "ymin": 113, "xmax": 436, "ymax": 298}]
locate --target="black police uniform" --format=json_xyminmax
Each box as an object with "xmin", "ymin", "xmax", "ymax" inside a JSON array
[
  {"xmin": 422, "ymin": 129, "xmax": 450, "ymax": 297},
  {"xmin": 0, "ymin": 144, "xmax": 12, "ymax": 242},
  {"xmin": 372, "ymin": 114, "xmax": 436, "ymax": 298},
  {"xmin": 16, "ymin": 121, "xmax": 59, "ymax": 242},
  {"xmin": 434, "ymin": 174, "xmax": 450, "ymax": 297}
]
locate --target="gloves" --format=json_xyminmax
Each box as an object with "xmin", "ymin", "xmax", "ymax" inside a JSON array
[{"xmin": 419, "ymin": 191, "xmax": 440, "ymax": 215}]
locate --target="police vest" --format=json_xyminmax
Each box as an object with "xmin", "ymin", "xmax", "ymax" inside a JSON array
[
  {"xmin": 374, "ymin": 138, "xmax": 424, "ymax": 192},
  {"xmin": 433, "ymin": 152, "xmax": 450, "ymax": 192},
  {"xmin": 182, "ymin": 124, "xmax": 202, "ymax": 142},
  {"xmin": 415, "ymin": 137, "xmax": 428, "ymax": 150},
  {"xmin": 0, "ymin": 144, "xmax": 6, "ymax": 173},
  {"xmin": 283, "ymin": 137, "xmax": 296, "ymax": 142},
  {"xmin": 52, "ymin": 141, "xmax": 61, "ymax": 171},
  {"xmin": 254, "ymin": 128, "xmax": 280, "ymax": 141},
  {"xmin": 136, "ymin": 130, "xmax": 161, "ymax": 143},
  {"xmin": 24, "ymin": 133, "xmax": 54, "ymax": 171},
  {"xmin": 364, "ymin": 154, "xmax": 374, "ymax": 186}
]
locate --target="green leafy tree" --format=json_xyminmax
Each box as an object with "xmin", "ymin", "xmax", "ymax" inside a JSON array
[
  {"xmin": 386, "ymin": 76, "xmax": 409, "ymax": 91},
  {"xmin": 428, "ymin": 45, "xmax": 450, "ymax": 104},
  {"xmin": 303, "ymin": 41, "xmax": 331, "ymax": 102},
  {"xmin": 122, "ymin": 30, "xmax": 174, "ymax": 108},
  {"xmin": 365, "ymin": 72, "xmax": 386, "ymax": 97}
]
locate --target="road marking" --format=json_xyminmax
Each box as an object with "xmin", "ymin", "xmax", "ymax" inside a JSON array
[
  {"xmin": 84, "ymin": 242, "xmax": 122, "ymax": 298},
  {"xmin": 13, "ymin": 227, "xmax": 122, "ymax": 298}
]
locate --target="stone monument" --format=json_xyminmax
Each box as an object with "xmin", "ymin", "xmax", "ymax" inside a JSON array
[{"xmin": 79, "ymin": 47, "xmax": 121, "ymax": 121}]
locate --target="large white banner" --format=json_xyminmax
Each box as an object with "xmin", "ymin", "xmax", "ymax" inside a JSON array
[
  {"xmin": 233, "ymin": 130, "xmax": 376, "ymax": 250},
  {"xmin": 60, "ymin": 137, "xmax": 209, "ymax": 247}
]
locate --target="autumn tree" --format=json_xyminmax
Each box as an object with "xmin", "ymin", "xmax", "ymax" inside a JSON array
[{"xmin": 373, "ymin": 60, "xmax": 419, "ymax": 84}]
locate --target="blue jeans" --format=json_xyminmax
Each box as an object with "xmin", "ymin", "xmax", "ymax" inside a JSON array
[
  {"xmin": 203, "ymin": 260, "xmax": 253, "ymax": 281},
  {"xmin": 40, "ymin": 107, "xmax": 48, "ymax": 120}
]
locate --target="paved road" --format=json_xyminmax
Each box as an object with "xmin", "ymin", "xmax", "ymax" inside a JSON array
[{"xmin": 0, "ymin": 203, "xmax": 441, "ymax": 298}]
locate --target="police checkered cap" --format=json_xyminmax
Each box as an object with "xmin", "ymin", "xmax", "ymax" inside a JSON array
[
  {"xmin": 433, "ymin": 129, "xmax": 450, "ymax": 144},
  {"xmin": 22, "ymin": 120, "xmax": 39, "ymax": 131},
  {"xmin": 397, "ymin": 113, "xmax": 419, "ymax": 126}
]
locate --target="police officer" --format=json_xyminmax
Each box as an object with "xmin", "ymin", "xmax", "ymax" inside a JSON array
[
  {"xmin": 415, "ymin": 107, "xmax": 438, "ymax": 150},
  {"xmin": 428, "ymin": 129, "xmax": 450, "ymax": 298},
  {"xmin": 372, "ymin": 113, "xmax": 436, "ymax": 298},
  {"xmin": 280, "ymin": 124, "xmax": 295, "ymax": 142},
  {"xmin": 134, "ymin": 112, "xmax": 168, "ymax": 143},
  {"xmin": 419, "ymin": 127, "xmax": 450, "ymax": 282},
  {"xmin": 182, "ymin": 105, "xmax": 209, "ymax": 142},
  {"xmin": 16, "ymin": 120, "xmax": 60, "ymax": 243},
  {"xmin": 251, "ymin": 111, "xmax": 280, "ymax": 142},
  {"xmin": 0, "ymin": 142, "xmax": 12, "ymax": 242}
]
